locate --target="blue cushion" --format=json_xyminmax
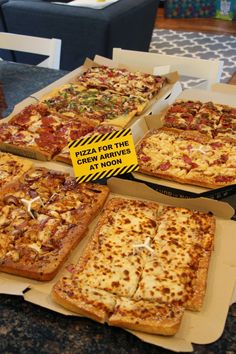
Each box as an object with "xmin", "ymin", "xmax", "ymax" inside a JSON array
[{"xmin": 2, "ymin": 0, "xmax": 159, "ymax": 70}]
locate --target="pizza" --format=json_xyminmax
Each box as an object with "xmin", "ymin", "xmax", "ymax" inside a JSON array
[
  {"xmin": 0, "ymin": 103, "xmax": 96, "ymax": 161},
  {"xmin": 0, "ymin": 167, "xmax": 109, "ymax": 280},
  {"xmin": 42, "ymin": 87, "xmax": 148, "ymax": 128},
  {"xmin": 54, "ymin": 124, "xmax": 120, "ymax": 165},
  {"xmin": 0, "ymin": 152, "xmax": 32, "ymax": 190},
  {"xmin": 162, "ymin": 99, "xmax": 236, "ymax": 140},
  {"xmin": 52, "ymin": 197, "xmax": 215, "ymax": 335},
  {"xmin": 76, "ymin": 65, "xmax": 167, "ymax": 100},
  {"xmin": 136, "ymin": 127, "xmax": 236, "ymax": 188}
]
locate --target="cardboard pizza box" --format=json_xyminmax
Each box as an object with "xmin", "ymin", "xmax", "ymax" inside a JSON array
[
  {"xmin": 211, "ymin": 83, "xmax": 236, "ymax": 96},
  {"xmin": 131, "ymin": 87, "xmax": 236, "ymax": 200},
  {"xmin": 112, "ymin": 48, "xmax": 223, "ymax": 91},
  {"xmin": 0, "ymin": 159, "xmax": 235, "ymax": 352}
]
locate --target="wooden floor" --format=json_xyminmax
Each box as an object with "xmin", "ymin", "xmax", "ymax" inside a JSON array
[{"xmin": 155, "ymin": 7, "xmax": 236, "ymax": 35}]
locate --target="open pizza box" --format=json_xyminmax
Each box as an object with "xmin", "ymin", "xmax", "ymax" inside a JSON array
[
  {"xmin": 131, "ymin": 86, "xmax": 236, "ymax": 200},
  {"xmin": 4, "ymin": 55, "xmax": 181, "ymax": 126},
  {"xmin": 112, "ymin": 48, "xmax": 224, "ymax": 91},
  {"xmin": 0, "ymin": 158, "xmax": 235, "ymax": 352}
]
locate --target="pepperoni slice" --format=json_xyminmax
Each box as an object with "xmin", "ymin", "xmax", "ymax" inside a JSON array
[
  {"xmin": 41, "ymin": 116, "xmax": 56, "ymax": 127},
  {"xmin": 169, "ymin": 105, "xmax": 184, "ymax": 113},
  {"xmin": 182, "ymin": 154, "xmax": 198, "ymax": 169},
  {"xmin": 210, "ymin": 142, "xmax": 223, "ymax": 149},
  {"xmin": 159, "ymin": 161, "xmax": 171, "ymax": 171},
  {"xmin": 183, "ymin": 154, "xmax": 193, "ymax": 165},
  {"xmin": 141, "ymin": 155, "xmax": 151, "ymax": 162},
  {"xmin": 215, "ymin": 176, "xmax": 234, "ymax": 183}
]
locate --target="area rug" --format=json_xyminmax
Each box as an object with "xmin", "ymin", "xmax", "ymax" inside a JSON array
[{"xmin": 150, "ymin": 29, "xmax": 236, "ymax": 89}]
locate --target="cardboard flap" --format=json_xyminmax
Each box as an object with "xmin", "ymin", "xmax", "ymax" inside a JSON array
[
  {"xmin": 179, "ymin": 88, "xmax": 236, "ymax": 107},
  {"xmin": 107, "ymin": 178, "xmax": 235, "ymax": 219},
  {"xmin": 24, "ymin": 288, "xmax": 77, "ymax": 316},
  {"xmin": 231, "ymin": 284, "xmax": 236, "ymax": 305},
  {"xmin": 211, "ymin": 83, "xmax": 236, "ymax": 95},
  {"xmin": 0, "ymin": 274, "xmax": 29, "ymax": 295},
  {"xmin": 127, "ymin": 330, "xmax": 194, "ymax": 352},
  {"xmin": 93, "ymin": 54, "xmax": 119, "ymax": 68}
]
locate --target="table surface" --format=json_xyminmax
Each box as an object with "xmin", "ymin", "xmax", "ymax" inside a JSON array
[{"xmin": 0, "ymin": 61, "xmax": 235, "ymax": 354}]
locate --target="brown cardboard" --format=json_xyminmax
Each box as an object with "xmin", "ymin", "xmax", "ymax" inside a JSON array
[
  {"xmin": 131, "ymin": 87, "xmax": 236, "ymax": 197},
  {"xmin": 0, "ymin": 163, "xmax": 235, "ymax": 352}
]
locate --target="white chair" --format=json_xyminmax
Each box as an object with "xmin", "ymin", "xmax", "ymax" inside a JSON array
[
  {"xmin": 0, "ymin": 32, "xmax": 62, "ymax": 69},
  {"xmin": 112, "ymin": 48, "xmax": 224, "ymax": 90}
]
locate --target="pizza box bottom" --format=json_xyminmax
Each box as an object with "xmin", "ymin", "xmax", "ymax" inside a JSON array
[{"xmin": 0, "ymin": 166, "xmax": 235, "ymax": 352}]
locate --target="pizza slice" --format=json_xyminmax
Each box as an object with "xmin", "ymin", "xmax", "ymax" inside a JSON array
[
  {"xmin": 0, "ymin": 124, "xmax": 66, "ymax": 160},
  {"xmin": 108, "ymin": 297, "xmax": 185, "ymax": 336},
  {"xmin": 215, "ymin": 106, "xmax": 236, "ymax": 141},
  {"xmin": 8, "ymin": 103, "xmax": 64, "ymax": 132},
  {"xmin": 40, "ymin": 83, "xmax": 86, "ymax": 102},
  {"xmin": 162, "ymin": 100, "xmax": 203, "ymax": 130},
  {"xmin": 193, "ymin": 101, "xmax": 226, "ymax": 136},
  {"xmin": 0, "ymin": 152, "xmax": 32, "ymax": 190}
]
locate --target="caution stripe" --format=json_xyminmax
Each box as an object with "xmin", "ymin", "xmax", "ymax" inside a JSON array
[
  {"xmin": 75, "ymin": 163, "xmax": 139, "ymax": 184},
  {"xmin": 68, "ymin": 129, "xmax": 132, "ymax": 149}
]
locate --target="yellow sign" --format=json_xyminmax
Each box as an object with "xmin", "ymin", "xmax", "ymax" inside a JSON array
[{"xmin": 69, "ymin": 129, "xmax": 139, "ymax": 183}]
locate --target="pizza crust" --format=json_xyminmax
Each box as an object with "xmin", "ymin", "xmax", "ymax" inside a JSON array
[
  {"xmin": 108, "ymin": 298, "xmax": 185, "ymax": 336},
  {"xmin": 0, "ymin": 142, "xmax": 53, "ymax": 161}
]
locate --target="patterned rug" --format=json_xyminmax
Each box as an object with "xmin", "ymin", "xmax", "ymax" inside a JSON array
[{"xmin": 150, "ymin": 29, "xmax": 236, "ymax": 89}]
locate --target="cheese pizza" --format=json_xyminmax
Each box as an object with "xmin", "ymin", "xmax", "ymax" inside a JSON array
[
  {"xmin": 0, "ymin": 167, "xmax": 109, "ymax": 280},
  {"xmin": 136, "ymin": 127, "xmax": 236, "ymax": 188},
  {"xmin": 52, "ymin": 197, "xmax": 215, "ymax": 335}
]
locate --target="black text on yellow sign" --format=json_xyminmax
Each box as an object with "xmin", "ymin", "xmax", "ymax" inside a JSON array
[{"xmin": 69, "ymin": 129, "xmax": 139, "ymax": 183}]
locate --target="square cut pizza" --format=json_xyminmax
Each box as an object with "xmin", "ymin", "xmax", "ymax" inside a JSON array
[
  {"xmin": 42, "ymin": 87, "xmax": 148, "ymax": 128},
  {"xmin": 136, "ymin": 127, "xmax": 236, "ymax": 188},
  {"xmin": 0, "ymin": 167, "xmax": 109, "ymax": 280},
  {"xmin": 75, "ymin": 65, "xmax": 167, "ymax": 100},
  {"xmin": 52, "ymin": 198, "xmax": 215, "ymax": 336},
  {"xmin": 0, "ymin": 103, "xmax": 96, "ymax": 161}
]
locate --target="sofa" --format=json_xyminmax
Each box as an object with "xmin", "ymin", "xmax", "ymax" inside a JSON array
[{"xmin": 0, "ymin": 0, "xmax": 159, "ymax": 70}]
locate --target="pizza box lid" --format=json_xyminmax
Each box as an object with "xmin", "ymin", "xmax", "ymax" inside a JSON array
[
  {"xmin": 211, "ymin": 83, "xmax": 236, "ymax": 95},
  {"xmin": 0, "ymin": 159, "xmax": 235, "ymax": 352},
  {"xmin": 131, "ymin": 87, "xmax": 236, "ymax": 199}
]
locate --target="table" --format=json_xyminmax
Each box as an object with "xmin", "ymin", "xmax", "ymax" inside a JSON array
[
  {"xmin": 0, "ymin": 61, "xmax": 235, "ymax": 354},
  {"xmin": 0, "ymin": 61, "xmax": 68, "ymax": 117}
]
